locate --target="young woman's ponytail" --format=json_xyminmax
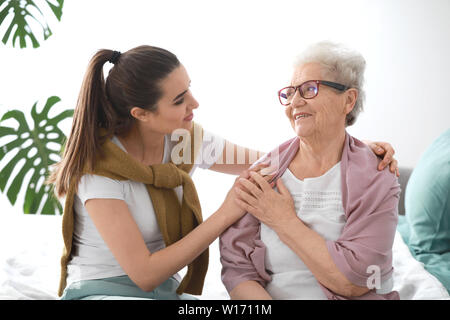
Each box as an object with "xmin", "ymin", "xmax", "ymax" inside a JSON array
[
  {"xmin": 47, "ymin": 46, "xmax": 180, "ymax": 198},
  {"xmin": 47, "ymin": 50, "xmax": 117, "ymax": 197}
]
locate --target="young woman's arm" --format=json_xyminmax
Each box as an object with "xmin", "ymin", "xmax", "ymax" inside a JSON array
[
  {"xmin": 208, "ymin": 140, "xmax": 399, "ymax": 175},
  {"xmin": 208, "ymin": 140, "xmax": 265, "ymax": 175},
  {"xmin": 84, "ymin": 183, "xmax": 244, "ymax": 292}
]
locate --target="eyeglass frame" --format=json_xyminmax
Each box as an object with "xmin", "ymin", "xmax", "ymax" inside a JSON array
[{"xmin": 278, "ymin": 80, "xmax": 350, "ymax": 106}]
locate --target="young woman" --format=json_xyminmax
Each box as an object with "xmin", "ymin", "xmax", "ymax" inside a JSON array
[{"xmin": 48, "ymin": 45, "xmax": 398, "ymax": 300}]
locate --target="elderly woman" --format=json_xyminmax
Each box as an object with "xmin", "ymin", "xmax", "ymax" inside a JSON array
[{"xmin": 220, "ymin": 42, "xmax": 400, "ymax": 300}]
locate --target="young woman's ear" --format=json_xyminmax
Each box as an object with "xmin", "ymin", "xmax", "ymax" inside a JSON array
[{"xmin": 130, "ymin": 106, "xmax": 150, "ymax": 122}]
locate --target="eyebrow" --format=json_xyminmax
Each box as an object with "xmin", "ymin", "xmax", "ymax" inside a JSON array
[{"xmin": 172, "ymin": 81, "xmax": 191, "ymax": 102}]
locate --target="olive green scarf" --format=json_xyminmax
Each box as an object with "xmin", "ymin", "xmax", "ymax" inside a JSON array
[{"xmin": 58, "ymin": 122, "xmax": 208, "ymax": 296}]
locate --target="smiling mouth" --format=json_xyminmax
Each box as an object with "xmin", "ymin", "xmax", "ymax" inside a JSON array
[{"xmin": 294, "ymin": 114, "xmax": 312, "ymax": 120}]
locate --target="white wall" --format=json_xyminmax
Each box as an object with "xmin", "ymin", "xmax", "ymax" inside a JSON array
[
  {"xmin": 1, "ymin": 0, "xmax": 449, "ymax": 299},
  {"xmin": 2, "ymin": 0, "xmax": 450, "ymax": 213},
  {"xmin": 1, "ymin": 0, "xmax": 450, "ymax": 295}
]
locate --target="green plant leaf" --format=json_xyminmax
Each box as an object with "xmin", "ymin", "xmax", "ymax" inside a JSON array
[
  {"xmin": 0, "ymin": 0, "xmax": 64, "ymax": 48},
  {"xmin": 0, "ymin": 96, "xmax": 73, "ymax": 214}
]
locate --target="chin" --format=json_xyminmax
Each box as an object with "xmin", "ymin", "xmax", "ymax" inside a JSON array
[
  {"xmin": 292, "ymin": 123, "xmax": 311, "ymax": 137},
  {"xmin": 165, "ymin": 122, "xmax": 190, "ymax": 136},
  {"xmin": 180, "ymin": 121, "xmax": 192, "ymax": 130}
]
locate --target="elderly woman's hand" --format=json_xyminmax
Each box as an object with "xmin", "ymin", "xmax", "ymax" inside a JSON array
[
  {"xmin": 364, "ymin": 140, "xmax": 399, "ymax": 177},
  {"xmin": 234, "ymin": 171, "xmax": 297, "ymax": 231},
  {"xmin": 220, "ymin": 163, "xmax": 275, "ymax": 225}
]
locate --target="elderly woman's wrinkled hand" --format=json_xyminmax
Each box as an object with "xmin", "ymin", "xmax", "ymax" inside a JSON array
[
  {"xmin": 220, "ymin": 163, "xmax": 275, "ymax": 223},
  {"xmin": 234, "ymin": 171, "xmax": 297, "ymax": 231}
]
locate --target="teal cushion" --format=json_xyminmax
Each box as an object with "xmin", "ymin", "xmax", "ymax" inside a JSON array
[
  {"xmin": 401, "ymin": 128, "xmax": 450, "ymax": 292},
  {"xmin": 397, "ymin": 215, "xmax": 410, "ymax": 245}
]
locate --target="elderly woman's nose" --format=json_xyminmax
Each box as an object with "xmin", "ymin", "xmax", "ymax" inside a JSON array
[{"xmin": 291, "ymin": 91, "xmax": 307, "ymax": 107}]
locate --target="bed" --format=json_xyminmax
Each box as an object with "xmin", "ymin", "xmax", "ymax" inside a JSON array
[{"xmin": 0, "ymin": 212, "xmax": 448, "ymax": 300}]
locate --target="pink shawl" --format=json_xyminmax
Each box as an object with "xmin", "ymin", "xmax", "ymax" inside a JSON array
[{"xmin": 219, "ymin": 132, "xmax": 400, "ymax": 300}]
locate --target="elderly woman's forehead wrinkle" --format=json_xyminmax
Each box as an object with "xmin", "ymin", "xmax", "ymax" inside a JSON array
[{"xmin": 292, "ymin": 63, "xmax": 325, "ymax": 85}]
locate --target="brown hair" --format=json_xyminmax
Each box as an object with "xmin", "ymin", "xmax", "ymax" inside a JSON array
[{"xmin": 47, "ymin": 45, "xmax": 180, "ymax": 197}]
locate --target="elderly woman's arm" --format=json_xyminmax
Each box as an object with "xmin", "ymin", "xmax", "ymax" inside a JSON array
[
  {"xmin": 208, "ymin": 140, "xmax": 398, "ymax": 176},
  {"xmin": 234, "ymin": 171, "xmax": 370, "ymax": 297},
  {"xmin": 229, "ymin": 281, "xmax": 273, "ymax": 300},
  {"xmin": 272, "ymin": 216, "xmax": 369, "ymax": 296}
]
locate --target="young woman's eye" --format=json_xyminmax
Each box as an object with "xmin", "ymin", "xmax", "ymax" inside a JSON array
[{"xmin": 174, "ymin": 98, "xmax": 184, "ymax": 105}]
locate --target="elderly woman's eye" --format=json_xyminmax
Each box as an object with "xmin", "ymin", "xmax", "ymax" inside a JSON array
[
  {"xmin": 285, "ymin": 89, "xmax": 295, "ymax": 97},
  {"xmin": 302, "ymin": 84, "xmax": 317, "ymax": 96}
]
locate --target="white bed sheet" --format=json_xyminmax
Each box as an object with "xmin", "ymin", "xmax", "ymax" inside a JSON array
[{"xmin": 0, "ymin": 214, "xmax": 448, "ymax": 300}]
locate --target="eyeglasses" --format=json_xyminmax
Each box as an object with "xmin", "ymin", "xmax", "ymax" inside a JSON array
[{"xmin": 278, "ymin": 80, "xmax": 350, "ymax": 106}]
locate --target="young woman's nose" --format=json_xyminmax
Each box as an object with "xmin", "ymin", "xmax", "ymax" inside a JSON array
[{"xmin": 188, "ymin": 92, "xmax": 199, "ymax": 110}]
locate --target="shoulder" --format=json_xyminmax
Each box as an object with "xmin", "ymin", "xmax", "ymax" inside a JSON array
[
  {"xmin": 345, "ymin": 134, "xmax": 400, "ymax": 194},
  {"xmin": 77, "ymin": 174, "xmax": 126, "ymax": 205},
  {"xmin": 342, "ymin": 135, "xmax": 400, "ymax": 222},
  {"xmin": 79, "ymin": 174, "xmax": 124, "ymax": 188},
  {"xmin": 189, "ymin": 124, "xmax": 225, "ymax": 170},
  {"xmin": 200, "ymin": 127, "xmax": 225, "ymax": 152}
]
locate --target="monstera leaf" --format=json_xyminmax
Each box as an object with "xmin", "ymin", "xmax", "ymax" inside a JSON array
[
  {"xmin": 0, "ymin": 96, "xmax": 73, "ymax": 214},
  {"xmin": 0, "ymin": 0, "xmax": 64, "ymax": 48}
]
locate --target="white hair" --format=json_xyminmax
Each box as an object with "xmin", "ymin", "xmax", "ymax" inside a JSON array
[{"xmin": 294, "ymin": 41, "xmax": 366, "ymax": 126}]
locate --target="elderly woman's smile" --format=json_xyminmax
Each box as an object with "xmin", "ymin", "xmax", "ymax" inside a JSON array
[
  {"xmin": 292, "ymin": 111, "xmax": 314, "ymax": 134},
  {"xmin": 293, "ymin": 112, "xmax": 313, "ymax": 121}
]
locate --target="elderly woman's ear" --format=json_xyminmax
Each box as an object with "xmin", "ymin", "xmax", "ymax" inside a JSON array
[{"xmin": 344, "ymin": 88, "xmax": 359, "ymax": 115}]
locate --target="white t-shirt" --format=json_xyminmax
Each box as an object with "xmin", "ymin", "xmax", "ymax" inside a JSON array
[
  {"xmin": 66, "ymin": 129, "xmax": 225, "ymax": 286},
  {"xmin": 261, "ymin": 162, "xmax": 393, "ymax": 299}
]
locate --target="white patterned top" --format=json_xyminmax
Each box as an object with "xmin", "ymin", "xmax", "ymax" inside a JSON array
[
  {"xmin": 261, "ymin": 161, "xmax": 393, "ymax": 299},
  {"xmin": 261, "ymin": 161, "xmax": 345, "ymax": 299}
]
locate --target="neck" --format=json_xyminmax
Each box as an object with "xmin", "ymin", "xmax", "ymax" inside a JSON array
[
  {"xmin": 117, "ymin": 123, "xmax": 165, "ymax": 165},
  {"xmin": 296, "ymin": 129, "xmax": 346, "ymax": 171}
]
